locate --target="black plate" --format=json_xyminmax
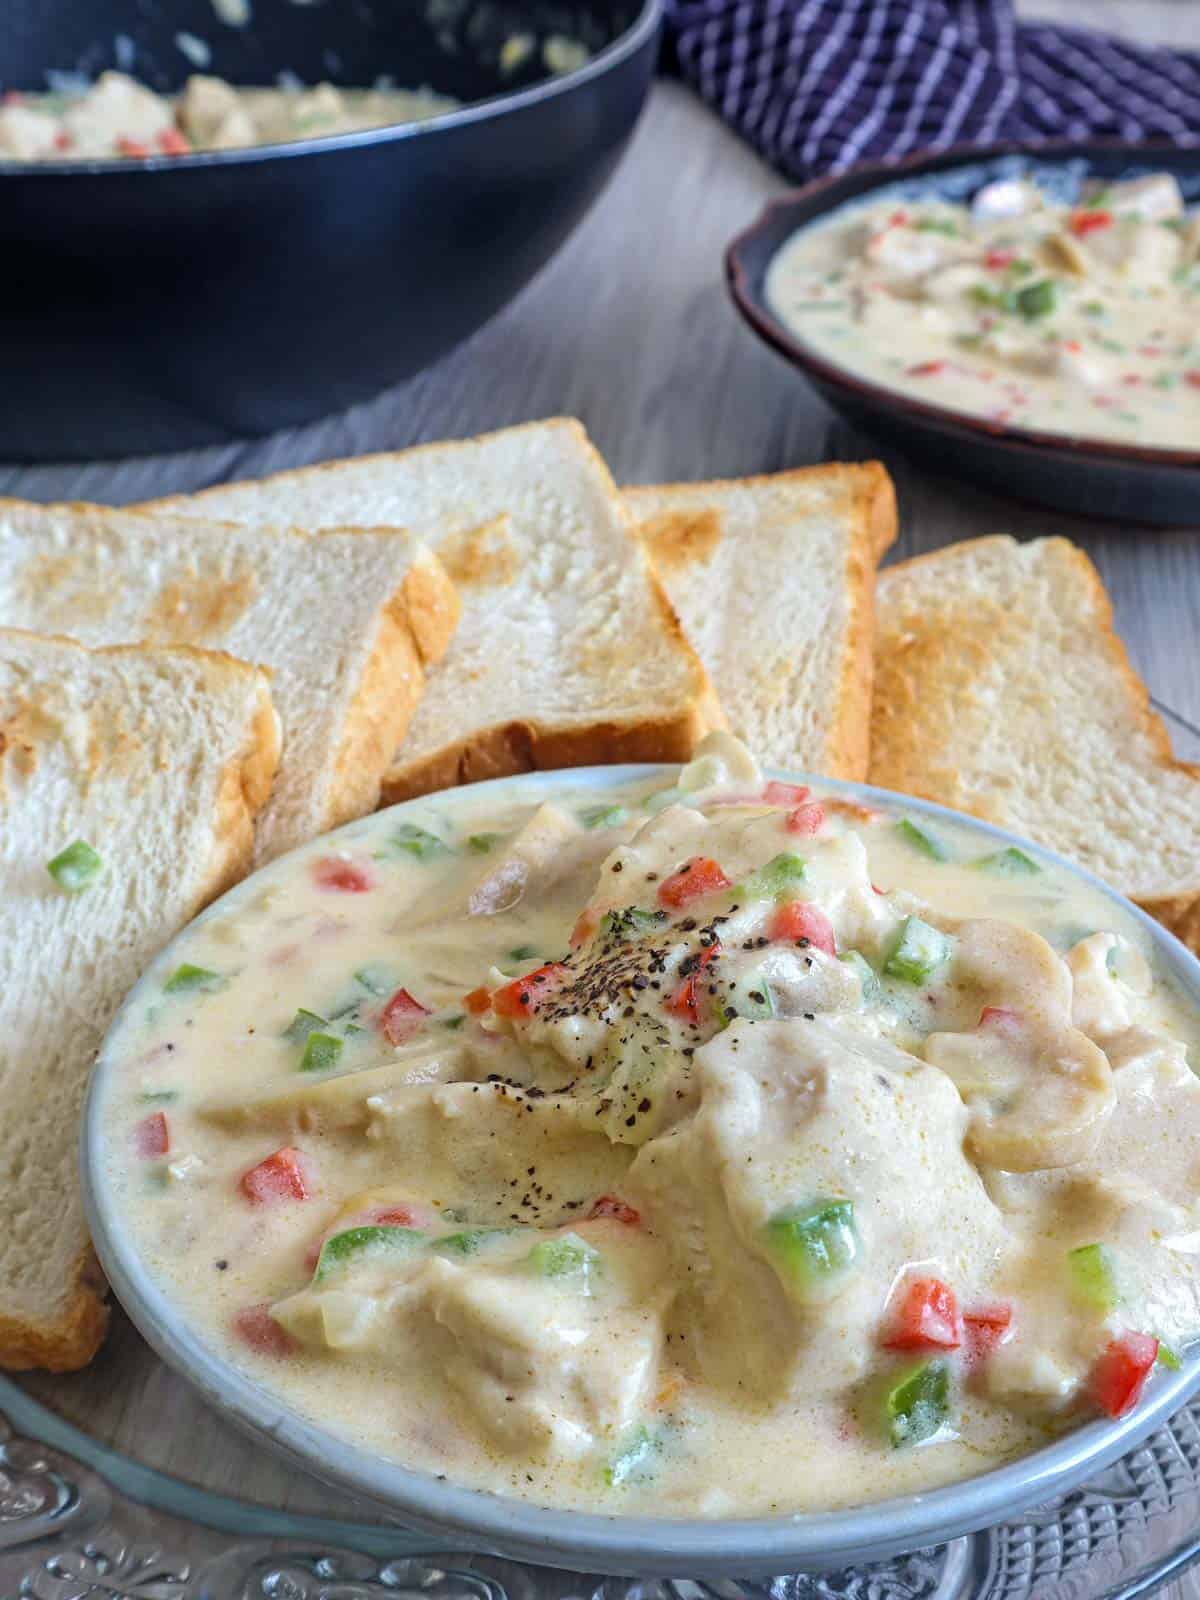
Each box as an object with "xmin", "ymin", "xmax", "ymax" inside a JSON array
[
  {"xmin": 0, "ymin": 0, "xmax": 659, "ymax": 461},
  {"xmin": 726, "ymin": 143, "xmax": 1200, "ymax": 526}
]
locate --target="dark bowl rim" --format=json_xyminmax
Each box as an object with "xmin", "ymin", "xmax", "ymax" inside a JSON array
[
  {"xmin": 725, "ymin": 137, "xmax": 1200, "ymax": 472},
  {"xmin": 0, "ymin": 0, "xmax": 661, "ymax": 177}
]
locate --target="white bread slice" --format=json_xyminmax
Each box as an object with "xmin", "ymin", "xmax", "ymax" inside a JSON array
[
  {"xmin": 144, "ymin": 420, "xmax": 720, "ymax": 802},
  {"xmin": 627, "ymin": 463, "xmax": 897, "ymax": 782},
  {"xmin": 0, "ymin": 630, "xmax": 279, "ymax": 1371},
  {"xmin": 871, "ymin": 536, "xmax": 1200, "ymax": 953},
  {"xmin": 0, "ymin": 501, "xmax": 459, "ymax": 861}
]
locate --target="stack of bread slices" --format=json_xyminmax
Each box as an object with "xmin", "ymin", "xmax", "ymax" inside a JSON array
[{"xmin": 2, "ymin": 416, "xmax": 1196, "ymax": 1377}]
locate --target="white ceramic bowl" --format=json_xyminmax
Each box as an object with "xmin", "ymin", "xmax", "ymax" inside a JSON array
[{"xmin": 82, "ymin": 765, "xmax": 1200, "ymax": 1578}]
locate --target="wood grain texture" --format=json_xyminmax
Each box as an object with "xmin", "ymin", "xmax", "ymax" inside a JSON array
[{"xmin": 7, "ymin": 3, "xmax": 1200, "ymax": 1571}]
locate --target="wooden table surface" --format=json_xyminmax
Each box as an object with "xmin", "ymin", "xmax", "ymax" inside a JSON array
[{"xmin": 7, "ymin": 3, "xmax": 1200, "ymax": 1590}]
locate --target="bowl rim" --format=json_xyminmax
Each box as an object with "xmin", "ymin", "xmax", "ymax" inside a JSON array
[
  {"xmin": 0, "ymin": 0, "xmax": 661, "ymax": 177},
  {"xmin": 82, "ymin": 761, "xmax": 1200, "ymax": 1578},
  {"xmin": 725, "ymin": 138, "xmax": 1200, "ymax": 473}
]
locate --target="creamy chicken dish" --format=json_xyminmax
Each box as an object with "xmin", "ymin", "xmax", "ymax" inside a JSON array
[
  {"xmin": 96, "ymin": 736, "xmax": 1200, "ymax": 1517},
  {"xmin": 0, "ymin": 71, "xmax": 460, "ymax": 159},
  {"xmin": 766, "ymin": 172, "xmax": 1200, "ymax": 450}
]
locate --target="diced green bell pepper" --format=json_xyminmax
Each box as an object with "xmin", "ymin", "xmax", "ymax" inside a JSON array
[
  {"xmin": 885, "ymin": 1359, "xmax": 952, "ymax": 1447},
  {"xmin": 354, "ymin": 964, "xmax": 395, "ymax": 996},
  {"xmin": 605, "ymin": 1424, "xmax": 660, "ymax": 1487},
  {"xmin": 839, "ymin": 950, "xmax": 881, "ymax": 1004},
  {"xmin": 764, "ymin": 1198, "xmax": 858, "ymax": 1300},
  {"xmin": 973, "ymin": 846, "xmax": 1040, "ymax": 876},
  {"xmin": 1015, "ymin": 278, "xmax": 1058, "ymax": 319},
  {"xmin": 884, "ymin": 917, "xmax": 951, "ymax": 984},
  {"xmin": 440, "ymin": 1014, "xmax": 467, "ymax": 1030},
  {"xmin": 1067, "ymin": 1242, "xmax": 1120, "ymax": 1314},
  {"xmin": 507, "ymin": 944, "xmax": 540, "ymax": 962},
  {"xmin": 740, "ymin": 852, "xmax": 807, "ymax": 901},
  {"xmin": 894, "ymin": 819, "xmax": 948, "ymax": 862},
  {"xmin": 527, "ymin": 1232, "xmax": 599, "ymax": 1286},
  {"xmin": 164, "ymin": 963, "xmax": 225, "ymax": 995},
  {"xmin": 1157, "ymin": 1341, "xmax": 1183, "ymax": 1372},
  {"xmin": 723, "ymin": 969, "xmax": 776, "ymax": 1022},
  {"xmin": 299, "ymin": 1031, "xmax": 343, "ymax": 1073},
  {"xmin": 436, "ymin": 1228, "xmax": 508, "ymax": 1257},
  {"xmin": 46, "ymin": 839, "xmax": 103, "ymax": 892},
  {"xmin": 467, "ymin": 832, "xmax": 501, "ymax": 854},
  {"xmin": 600, "ymin": 906, "xmax": 668, "ymax": 942},
  {"xmin": 315, "ymin": 1224, "xmax": 426, "ymax": 1282},
  {"xmin": 579, "ymin": 803, "xmax": 629, "ymax": 829},
  {"xmin": 391, "ymin": 823, "xmax": 452, "ymax": 862},
  {"xmin": 283, "ymin": 1008, "xmax": 327, "ymax": 1044}
]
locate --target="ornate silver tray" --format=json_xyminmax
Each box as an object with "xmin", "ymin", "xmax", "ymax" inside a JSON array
[{"xmin": 7, "ymin": 1346, "xmax": 1200, "ymax": 1600}]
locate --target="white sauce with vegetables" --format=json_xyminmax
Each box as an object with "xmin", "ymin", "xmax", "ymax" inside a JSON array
[
  {"xmin": 767, "ymin": 173, "xmax": 1200, "ymax": 449},
  {"xmin": 0, "ymin": 71, "xmax": 459, "ymax": 159},
  {"xmin": 97, "ymin": 736, "xmax": 1200, "ymax": 1516}
]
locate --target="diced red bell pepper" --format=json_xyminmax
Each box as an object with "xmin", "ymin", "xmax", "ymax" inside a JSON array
[
  {"xmin": 985, "ymin": 248, "xmax": 1016, "ymax": 270},
  {"xmin": 889, "ymin": 209, "xmax": 909, "ymax": 226},
  {"xmin": 907, "ymin": 360, "xmax": 947, "ymax": 377},
  {"xmin": 1186, "ymin": 371, "xmax": 1200, "ymax": 390},
  {"xmin": 962, "ymin": 1303, "xmax": 1014, "ymax": 1368},
  {"xmin": 53, "ymin": 131, "xmax": 73, "ymax": 151},
  {"xmin": 1090, "ymin": 1331, "xmax": 1158, "ymax": 1418},
  {"xmin": 240, "ymin": 1146, "xmax": 311, "ymax": 1205},
  {"xmin": 373, "ymin": 1205, "xmax": 422, "ymax": 1227},
  {"xmin": 1070, "ymin": 209, "xmax": 1112, "ymax": 236},
  {"xmin": 311, "ymin": 856, "xmax": 373, "ymax": 893},
  {"xmin": 116, "ymin": 135, "xmax": 151, "ymax": 158},
  {"xmin": 882, "ymin": 1277, "xmax": 962, "ymax": 1351},
  {"xmin": 665, "ymin": 942, "xmax": 718, "ymax": 1026},
  {"xmin": 156, "ymin": 127, "xmax": 191, "ymax": 155},
  {"xmin": 380, "ymin": 987, "xmax": 430, "ymax": 1045},
  {"xmin": 763, "ymin": 780, "xmax": 811, "ymax": 808},
  {"xmin": 492, "ymin": 961, "xmax": 568, "ymax": 1019},
  {"xmin": 133, "ymin": 1111, "xmax": 170, "ymax": 1159},
  {"xmin": 980, "ymin": 1005, "xmax": 1023, "ymax": 1034},
  {"xmin": 666, "ymin": 974, "xmax": 701, "ymax": 1025},
  {"xmin": 463, "ymin": 986, "xmax": 492, "ymax": 1015},
  {"xmin": 233, "ymin": 1304, "xmax": 295, "ymax": 1358},
  {"xmin": 657, "ymin": 857, "xmax": 731, "ymax": 911},
  {"xmin": 786, "ymin": 801, "xmax": 827, "ymax": 836},
  {"xmin": 588, "ymin": 1195, "xmax": 641, "ymax": 1226},
  {"xmin": 769, "ymin": 900, "xmax": 836, "ymax": 955}
]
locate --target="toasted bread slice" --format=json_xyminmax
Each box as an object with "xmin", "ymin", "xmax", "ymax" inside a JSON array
[
  {"xmin": 145, "ymin": 420, "xmax": 720, "ymax": 801},
  {"xmin": 627, "ymin": 463, "xmax": 897, "ymax": 781},
  {"xmin": 0, "ymin": 501, "xmax": 458, "ymax": 861},
  {"xmin": 0, "ymin": 630, "xmax": 279, "ymax": 1371},
  {"xmin": 871, "ymin": 535, "xmax": 1200, "ymax": 952}
]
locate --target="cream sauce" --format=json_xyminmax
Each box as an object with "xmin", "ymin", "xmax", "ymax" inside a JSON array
[
  {"xmin": 0, "ymin": 71, "xmax": 458, "ymax": 159},
  {"xmin": 766, "ymin": 173, "xmax": 1200, "ymax": 449},
  {"xmin": 96, "ymin": 736, "xmax": 1200, "ymax": 1517}
]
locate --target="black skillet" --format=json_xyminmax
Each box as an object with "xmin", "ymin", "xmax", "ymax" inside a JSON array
[
  {"xmin": 0, "ymin": 0, "xmax": 659, "ymax": 461},
  {"xmin": 727, "ymin": 143, "xmax": 1200, "ymax": 527}
]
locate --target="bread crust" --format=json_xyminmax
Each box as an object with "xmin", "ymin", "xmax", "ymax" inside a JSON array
[
  {"xmin": 0, "ymin": 631, "xmax": 280, "ymax": 1372},
  {"xmin": 871, "ymin": 535, "xmax": 1200, "ymax": 954},
  {"xmin": 380, "ymin": 702, "xmax": 718, "ymax": 805},
  {"xmin": 629, "ymin": 461, "xmax": 898, "ymax": 782},
  {"xmin": 330, "ymin": 552, "xmax": 460, "ymax": 824}
]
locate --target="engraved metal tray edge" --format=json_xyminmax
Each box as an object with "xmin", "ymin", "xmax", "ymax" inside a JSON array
[{"xmin": 7, "ymin": 1377, "xmax": 1200, "ymax": 1600}]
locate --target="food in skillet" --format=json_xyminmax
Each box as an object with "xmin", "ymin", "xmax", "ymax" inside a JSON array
[
  {"xmin": 0, "ymin": 71, "xmax": 460, "ymax": 158},
  {"xmin": 766, "ymin": 172, "xmax": 1200, "ymax": 449},
  {"xmin": 97, "ymin": 735, "xmax": 1200, "ymax": 1516}
]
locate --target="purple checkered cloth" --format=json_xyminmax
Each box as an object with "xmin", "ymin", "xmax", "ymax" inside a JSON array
[{"xmin": 661, "ymin": 0, "xmax": 1200, "ymax": 180}]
